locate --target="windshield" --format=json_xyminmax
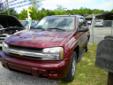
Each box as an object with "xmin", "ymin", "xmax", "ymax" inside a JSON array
[{"xmin": 35, "ymin": 16, "xmax": 75, "ymax": 31}]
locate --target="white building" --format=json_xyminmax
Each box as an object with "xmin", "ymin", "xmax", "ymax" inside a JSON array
[{"xmin": 1, "ymin": 0, "xmax": 41, "ymax": 13}]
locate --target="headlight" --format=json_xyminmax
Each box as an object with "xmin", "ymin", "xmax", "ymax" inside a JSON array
[{"xmin": 43, "ymin": 47, "xmax": 64, "ymax": 60}]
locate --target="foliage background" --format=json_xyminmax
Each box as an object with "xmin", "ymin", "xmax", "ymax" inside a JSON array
[
  {"xmin": 18, "ymin": 7, "xmax": 109, "ymax": 20},
  {"xmin": 0, "ymin": 6, "xmax": 113, "ymax": 20}
]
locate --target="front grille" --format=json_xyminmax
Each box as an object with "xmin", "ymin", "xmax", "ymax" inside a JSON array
[
  {"xmin": 7, "ymin": 53, "xmax": 42, "ymax": 60},
  {"xmin": 0, "ymin": 41, "xmax": 3, "ymax": 44},
  {"xmin": 4, "ymin": 45, "xmax": 55, "ymax": 60},
  {"xmin": 0, "ymin": 34, "xmax": 7, "ymax": 43},
  {"xmin": 8, "ymin": 45, "xmax": 43, "ymax": 53},
  {"xmin": 0, "ymin": 34, "xmax": 6, "ymax": 37},
  {"xmin": 5, "ymin": 45, "xmax": 43, "ymax": 60}
]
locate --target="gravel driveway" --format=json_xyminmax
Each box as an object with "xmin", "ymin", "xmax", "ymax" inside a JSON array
[{"xmin": 0, "ymin": 62, "xmax": 58, "ymax": 85}]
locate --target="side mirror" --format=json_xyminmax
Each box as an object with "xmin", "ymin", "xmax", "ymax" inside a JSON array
[{"xmin": 77, "ymin": 27, "xmax": 89, "ymax": 32}]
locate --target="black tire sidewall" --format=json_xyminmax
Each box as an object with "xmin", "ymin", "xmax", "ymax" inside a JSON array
[{"xmin": 63, "ymin": 52, "xmax": 77, "ymax": 82}]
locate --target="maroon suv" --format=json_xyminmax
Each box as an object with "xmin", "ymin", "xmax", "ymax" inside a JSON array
[{"xmin": 1, "ymin": 15, "xmax": 90, "ymax": 82}]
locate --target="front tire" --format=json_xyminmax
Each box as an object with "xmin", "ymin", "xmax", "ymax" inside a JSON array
[{"xmin": 63, "ymin": 52, "xmax": 77, "ymax": 82}]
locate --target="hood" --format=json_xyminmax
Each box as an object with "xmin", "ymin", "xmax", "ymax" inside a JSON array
[
  {"xmin": 0, "ymin": 15, "xmax": 24, "ymax": 35},
  {"xmin": 0, "ymin": 15, "xmax": 23, "ymax": 28},
  {"xmin": 5, "ymin": 30, "xmax": 71, "ymax": 48}
]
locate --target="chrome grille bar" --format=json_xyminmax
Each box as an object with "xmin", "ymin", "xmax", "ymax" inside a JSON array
[{"xmin": 4, "ymin": 47, "xmax": 55, "ymax": 59}]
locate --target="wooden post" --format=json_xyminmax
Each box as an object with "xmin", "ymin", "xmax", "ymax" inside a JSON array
[
  {"xmin": 91, "ymin": 14, "xmax": 95, "ymax": 44},
  {"xmin": 107, "ymin": 72, "xmax": 113, "ymax": 85}
]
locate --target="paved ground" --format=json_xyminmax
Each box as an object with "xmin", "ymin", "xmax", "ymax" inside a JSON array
[{"xmin": 0, "ymin": 62, "xmax": 58, "ymax": 85}]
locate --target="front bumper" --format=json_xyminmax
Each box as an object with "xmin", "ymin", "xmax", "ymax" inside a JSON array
[{"xmin": 1, "ymin": 52, "xmax": 70, "ymax": 79}]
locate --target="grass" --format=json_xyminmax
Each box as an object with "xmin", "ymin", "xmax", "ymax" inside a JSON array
[{"xmin": 60, "ymin": 44, "xmax": 107, "ymax": 85}]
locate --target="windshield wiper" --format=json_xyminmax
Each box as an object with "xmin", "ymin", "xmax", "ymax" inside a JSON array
[
  {"xmin": 47, "ymin": 27, "xmax": 65, "ymax": 31},
  {"xmin": 34, "ymin": 27, "xmax": 45, "ymax": 31},
  {"xmin": 7, "ymin": 26, "xmax": 24, "ymax": 29}
]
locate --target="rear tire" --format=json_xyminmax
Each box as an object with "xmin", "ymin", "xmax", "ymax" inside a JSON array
[{"xmin": 62, "ymin": 52, "xmax": 77, "ymax": 82}]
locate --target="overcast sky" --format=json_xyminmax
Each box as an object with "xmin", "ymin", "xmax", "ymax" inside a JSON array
[{"xmin": 40, "ymin": 0, "xmax": 113, "ymax": 11}]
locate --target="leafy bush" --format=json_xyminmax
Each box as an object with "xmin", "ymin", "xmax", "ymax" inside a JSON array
[{"xmin": 18, "ymin": 7, "xmax": 109, "ymax": 20}]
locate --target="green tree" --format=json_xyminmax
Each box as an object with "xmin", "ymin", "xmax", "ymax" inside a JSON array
[
  {"xmin": 29, "ymin": 7, "xmax": 38, "ymax": 20},
  {"xmin": 111, "ymin": 9, "xmax": 113, "ymax": 13},
  {"xmin": 18, "ymin": 7, "xmax": 108, "ymax": 20},
  {"xmin": 92, "ymin": 9, "xmax": 105, "ymax": 14},
  {"xmin": 18, "ymin": 9, "xmax": 27, "ymax": 20},
  {"xmin": 0, "ymin": 8, "xmax": 18, "ymax": 17},
  {"xmin": 8, "ymin": 8, "xmax": 17, "ymax": 16}
]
